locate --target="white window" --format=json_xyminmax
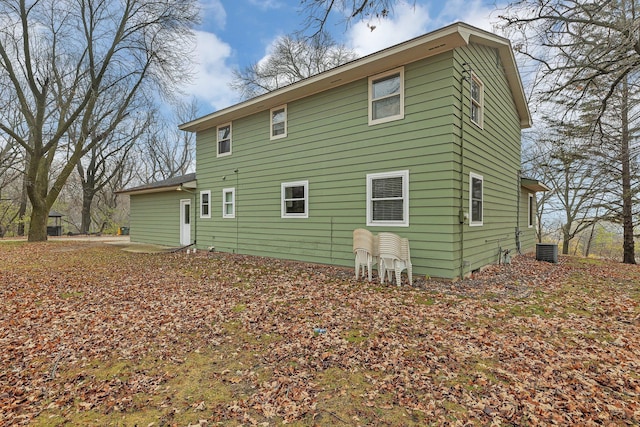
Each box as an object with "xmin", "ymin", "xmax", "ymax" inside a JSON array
[
  {"xmin": 470, "ymin": 172, "xmax": 483, "ymax": 226},
  {"xmin": 217, "ymin": 123, "xmax": 232, "ymax": 157},
  {"xmin": 366, "ymin": 170, "xmax": 409, "ymax": 227},
  {"xmin": 528, "ymin": 193, "xmax": 534, "ymax": 228},
  {"xmin": 368, "ymin": 67, "xmax": 404, "ymax": 125},
  {"xmin": 281, "ymin": 181, "xmax": 308, "ymax": 218},
  {"xmin": 270, "ymin": 105, "xmax": 287, "ymax": 140},
  {"xmin": 222, "ymin": 188, "xmax": 235, "ymax": 218},
  {"xmin": 200, "ymin": 190, "xmax": 211, "ymax": 218},
  {"xmin": 470, "ymin": 73, "xmax": 484, "ymax": 128}
]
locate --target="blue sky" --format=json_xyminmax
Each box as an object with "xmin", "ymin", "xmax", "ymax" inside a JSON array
[{"xmin": 182, "ymin": 0, "xmax": 510, "ymax": 115}]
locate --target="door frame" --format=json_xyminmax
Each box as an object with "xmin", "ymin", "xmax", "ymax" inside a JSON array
[{"xmin": 179, "ymin": 199, "xmax": 191, "ymax": 246}]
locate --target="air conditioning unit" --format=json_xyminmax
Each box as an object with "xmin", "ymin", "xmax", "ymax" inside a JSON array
[{"xmin": 536, "ymin": 243, "xmax": 558, "ymax": 263}]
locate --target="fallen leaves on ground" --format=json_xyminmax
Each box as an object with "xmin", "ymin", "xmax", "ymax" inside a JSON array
[{"xmin": 0, "ymin": 241, "xmax": 638, "ymax": 426}]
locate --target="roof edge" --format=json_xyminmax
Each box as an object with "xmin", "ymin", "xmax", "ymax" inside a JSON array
[
  {"xmin": 521, "ymin": 178, "xmax": 550, "ymax": 192},
  {"xmin": 181, "ymin": 22, "xmax": 530, "ymax": 132},
  {"xmin": 116, "ymin": 174, "xmax": 197, "ymax": 196}
]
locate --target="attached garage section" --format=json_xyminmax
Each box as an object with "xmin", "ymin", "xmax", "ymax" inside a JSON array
[{"xmin": 118, "ymin": 174, "xmax": 196, "ymax": 247}]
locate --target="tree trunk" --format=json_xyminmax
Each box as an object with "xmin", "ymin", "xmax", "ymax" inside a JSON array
[
  {"xmin": 621, "ymin": 79, "xmax": 635, "ymax": 264},
  {"xmin": 25, "ymin": 149, "xmax": 52, "ymax": 242},
  {"xmin": 80, "ymin": 190, "xmax": 95, "ymax": 234},
  {"xmin": 17, "ymin": 158, "xmax": 29, "ymax": 237},
  {"xmin": 584, "ymin": 222, "xmax": 596, "ymax": 257},
  {"xmin": 561, "ymin": 221, "xmax": 572, "ymax": 254},
  {"xmin": 562, "ymin": 233, "xmax": 570, "ymax": 255},
  {"xmin": 28, "ymin": 205, "xmax": 48, "ymax": 242}
]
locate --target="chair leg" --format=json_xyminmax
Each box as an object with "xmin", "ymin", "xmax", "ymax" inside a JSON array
[{"xmin": 395, "ymin": 267, "xmax": 402, "ymax": 286}]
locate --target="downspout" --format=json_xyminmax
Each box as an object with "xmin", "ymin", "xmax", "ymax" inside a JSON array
[
  {"xmin": 235, "ymin": 168, "xmax": 239, "ymax": 253},
  {"xmin": 459, "ymin": 63, "xmax": 470, "ymax": 278},
  {"xmin": 516, "ymin": 170, "xmax": 522, "ymax": 254}
]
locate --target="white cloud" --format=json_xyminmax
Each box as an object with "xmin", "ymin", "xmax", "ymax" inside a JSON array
[
  {"xmin": 248, "ymin": 0, "xmax": 284, "ymax": 11},
  {"xmin": 345, "ymin": 2, "xmax": 433, "ymax": 56},
  {"xmin": 180, "ymin": 30, "xmax": 240, "ymax": 111},
  {"xmin": 200, "ymin": 0, "xmax": 227, "ymax": 30},
  {"xmin": 438, "ymin": 0, "xmax": 506, "ymax": 31},
  {"xmin": 344, "ymin": 0, "xmax": 506, "ymax": 56}
]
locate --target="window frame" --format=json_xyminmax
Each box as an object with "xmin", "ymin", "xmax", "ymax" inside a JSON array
[
  {"xmin": 281, "ymin": 180, "xmax": 309, "ymax": 219},
  {"xmin": 270, "ymin": 105, "xmax": 287, "ymax": 140},
  {"xmin": 470, "ymin": 73, "xmax": 484, "ymax": 128},
  {"xmin": 200, "ymin": 190, "xmax": 211, "ymax": 219},
  {"xmin": 217, "ymin": 122, "xmax": 232, "ymax": 157},
  {"xmin": 222, "ymin": 187, "xmax": 235, "ymax": 219},
  {"xmin": 528, "ymin": 193, "xmax": 534, "ymax": 228},
  {"xmin": 366, "ymin": 170, "xmax": 409, "ymax": 227},
  {"xmin": 368, "ymin": 67, "xmax": 405, "ymax": 126},
  {"xmin": 469, "ymin": 172, "xmax": 484, "ymax": 226}
]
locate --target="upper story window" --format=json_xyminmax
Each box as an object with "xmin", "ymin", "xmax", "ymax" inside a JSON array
[
  {"xmin": 366, "ymin": 170, "xmax": 409, "ymax": 227},
  {"xmin": 470, "ymin": 74, "xmax": 484, "ymax": 128},
  {"xmin": 470, "ymin": 172, "xmax": 483, "ymax": 226},
  {"xmin": 368, "ymin": 67, "xmax": 404, "ymax": 125},
  {"xmin": 200, "ymin": 190, "xmax": 211, "ymax": 218},
  {"xmin": 270, "ymin": 105, "xmax": 287, "ymax": 140},
  {"xmin": 223, "ymin": 187, "xmax": 235, "ymax": 219},
  {"xmin": 217, "ymin": 123, "xmax": 232, "ymax": 157},
  {"xmin": 281, "ymin": 180, "xmax": 308, "ymax": 218}
]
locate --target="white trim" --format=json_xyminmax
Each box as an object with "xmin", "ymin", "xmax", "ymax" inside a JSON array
[
  {"xmin": 528, "ymin": 193, "xmax": 534, "ymax": 228},
  {"xmin": 270, "ymin": 105, "xmax": 287, "ymax": 140},
  {"xmin": 366, "ymin": 170, "xmax": 409, "ymax": 227},
  {"xmin": 281, "ymin": 180, "xmax": 309, "ymax": 218},
  {"xmin": 179, "ymin": 199, "xmax": 191, "ymax": 246},
  {"xmin": 368, "ymin": 67, "xmax": 405, "ymax": 126},
  {"xmin": 469, "ymin": 172, "xmax": 483, "ymax": 226},
  {"xmin": 217, "ymin": 122, "xmax": 232, "ymax": 157},
  {"xmin": 222, "ymin": 187, "xmax": 235, "ymax": 219},
  {"xmin": 180, "ymin": 23, "xmax": 531, "ymax": 133},
  {"xmin": 200, "ymin": 190, "xmax": 211, "ymax": 219},
  {"xmin": 470, "ymin": 73, "xmax": 484, "ymax": 128}
]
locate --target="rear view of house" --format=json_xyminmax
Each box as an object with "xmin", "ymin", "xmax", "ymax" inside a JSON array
[{"xmin": 122, "ymin": 22, "xmax": 545, "ymax": 279}]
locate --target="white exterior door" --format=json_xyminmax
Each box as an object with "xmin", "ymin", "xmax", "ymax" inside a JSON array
[{"xmin": 180, "ymin": 199, "xmax": 191, "ymax": 246}]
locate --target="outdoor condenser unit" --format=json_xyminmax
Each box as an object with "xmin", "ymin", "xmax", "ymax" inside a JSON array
[{"xmin": 536, "ymin": 243, "xmax": 558, "ymax": 263}]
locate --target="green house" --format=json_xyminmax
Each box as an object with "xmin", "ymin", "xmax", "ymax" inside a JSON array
[{"xmin": 121, "ymin": 22, "xmax": 547, "ymax": 279}]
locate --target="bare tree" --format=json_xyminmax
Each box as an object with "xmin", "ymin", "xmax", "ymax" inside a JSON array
[
  {"xmin": 499, "ymin": 0, "xmax": 640, "ymax": 263},
  {"xmin": 0, "ymin": 138, "xmax": 22, "ymax": 237},
  {"xmin": 0, "ymin": 0, "xmax": 199, "ymax": 241},
  {"xmin": 230, "ymin": 31, "xmax": 358, "ymax": 100},
  {"xmin": 523, "ymin": 123, "xmax": 609, "ymax": 253},
  {"xmin": 299, "ymin": 0, "xmax": 397, "ymax": 35},
  {"xmin": 136, "ymin": 99, "xmax": 198, "ymax": 184},
  {"xmin": 76, "ymin": 111, "xmax": 149, "ymax": 234}
]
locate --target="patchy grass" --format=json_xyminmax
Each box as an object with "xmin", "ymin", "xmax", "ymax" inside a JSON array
[{"xmin": 1, "ymin": 242, "xmax": 639, "ymax": 426}]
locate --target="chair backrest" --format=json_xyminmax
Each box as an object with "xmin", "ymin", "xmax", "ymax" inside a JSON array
[
  {"xmin": 377, "ymin": 232, "xmax": 403, "ymax": 260},
  {"xmin": 353, "ymin": 228, "xmax": 374, "ymax": 254},
  {"xmin": 400, "ymin": 238, "xmax": 411, "ymax": 263}
]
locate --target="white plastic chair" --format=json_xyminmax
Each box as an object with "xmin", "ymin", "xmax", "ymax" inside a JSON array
[
  {"xmin": 353, "ymin": 229, "xmax": 377, "ymax": 281},
  {"xmin": 378, "ymin": 232, "xmax": 412, "ymax": 286}
]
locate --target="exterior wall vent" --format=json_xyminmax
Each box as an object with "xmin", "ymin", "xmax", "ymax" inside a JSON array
[{"xmin": 536, "ymin": 243, "xmax": 558, "ymax": 263}]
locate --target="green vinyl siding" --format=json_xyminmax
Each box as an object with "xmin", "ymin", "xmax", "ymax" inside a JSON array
[
  {"xmin": 194, "ymin": 43, "xmax": 526, "ymax": 279},
  {"xmin": 519, "ymin": 189, "xmax": 537, "ymax": 254},
  {"xmin": 451, "ymin": 44, "xmax": 523, "ymax": 275},
  {"xmin": 130, "ymin": 192, "xmax": 192, "ymax": 247}
]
